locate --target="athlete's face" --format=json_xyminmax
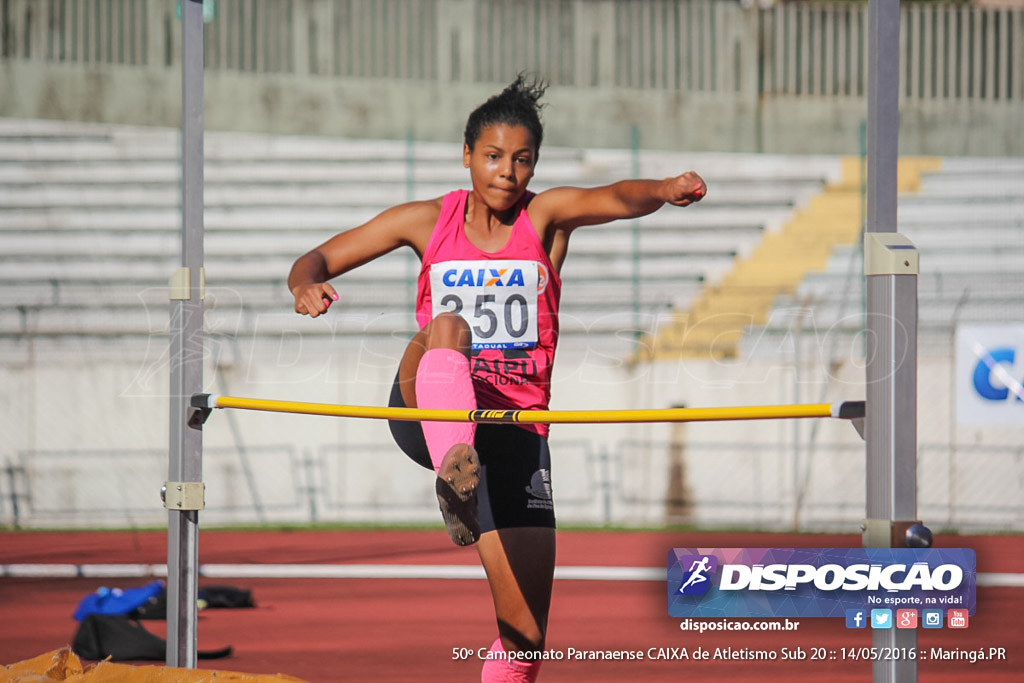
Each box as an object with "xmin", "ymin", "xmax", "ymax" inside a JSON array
[{"xmin": 463, "ymin": 124, "xmax": 537, "ymax": 212}]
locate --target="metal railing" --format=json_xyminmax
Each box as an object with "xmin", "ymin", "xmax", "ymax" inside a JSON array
[
  {"xmin": 2, "ymin": 1, "xmax": 1021, "ymax": 102},
  {"xmin": 759, "ymin": 3, "xmax": 1024, "ymax": 101}
]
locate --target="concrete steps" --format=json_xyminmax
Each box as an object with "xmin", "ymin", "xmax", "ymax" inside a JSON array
[{"xmin": 4, "ymin": 118, "xmax": 820, "ymax": 343}]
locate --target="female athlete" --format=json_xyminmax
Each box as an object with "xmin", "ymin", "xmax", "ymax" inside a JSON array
[{"xmin": 288, "ymin": 75, "xmax": 705, "ymax": 682}]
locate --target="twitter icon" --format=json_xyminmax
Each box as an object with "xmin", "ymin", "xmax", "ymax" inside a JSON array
[{"xmin": 871, "ymin": 609, "xmax": 893, "ymax": 629}]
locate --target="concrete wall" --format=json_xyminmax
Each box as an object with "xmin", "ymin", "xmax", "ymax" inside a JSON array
[
  {"xmin": 4, "ymin": 336, "xmax": 1021, "ymax": 532},
  {"xmin": 2, "ymin": 0, "xmax": 1022, "ymax": 155},
  {"xmin": 4, "ymin": 61, "xmax": 1022, "ymax": 156}
]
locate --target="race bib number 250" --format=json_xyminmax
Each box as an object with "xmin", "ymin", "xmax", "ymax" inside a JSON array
[{"xmin": 430, "ymin": 259, "xmax": 540, "ymax": 349}]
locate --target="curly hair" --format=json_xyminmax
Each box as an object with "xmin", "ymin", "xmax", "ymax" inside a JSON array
[{"xmin": 464, "ymin": 73, "xmax": 547, "ymax": 155}]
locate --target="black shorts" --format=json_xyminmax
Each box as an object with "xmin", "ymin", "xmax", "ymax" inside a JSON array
[{"xmin": 388, "ymin": 375, "xmax": 556, "ymax": 532}]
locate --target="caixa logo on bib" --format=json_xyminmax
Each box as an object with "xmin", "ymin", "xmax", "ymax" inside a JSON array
[
  {"xmin": 667, "ymin": 548, "xmax": 976, "ymax": 619},
  {"xmin": 440, "ymin": 266, "xmax": 528, "ymax": 289}
]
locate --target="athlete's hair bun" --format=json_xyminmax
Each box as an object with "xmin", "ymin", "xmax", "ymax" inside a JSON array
[{"xmin": 464, "ymin": 72, "xmax": 547, "ymax": 154}]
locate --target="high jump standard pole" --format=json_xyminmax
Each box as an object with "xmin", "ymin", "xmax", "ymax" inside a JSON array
[
  {"xmin": 864, "ymin": 2, "xmax": 923, "ymax": 683},
  {"xmin": 166, "ymin": 0, "xmax": 206, "ymax": 668}
]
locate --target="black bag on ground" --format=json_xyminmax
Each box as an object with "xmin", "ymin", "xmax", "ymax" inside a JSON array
[
  {"xmin": 131, "ymin": 584, "xmax": 255, "ymax": 620},
  {"xmin": 72, "ymin": 614, "xmax": 233, "ymax": 661},
  {"xmin": 199, "ymin": 585, "xmax": 256, "ymax": 609},
  {"xmin": 131, "ymin": 589, "xmax": 167, "ymax": 620}
]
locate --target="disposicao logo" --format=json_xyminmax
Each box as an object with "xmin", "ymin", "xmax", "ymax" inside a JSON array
[{"xmin": 667, "ymin": 548, "xmax": 976, "ymax": 619}]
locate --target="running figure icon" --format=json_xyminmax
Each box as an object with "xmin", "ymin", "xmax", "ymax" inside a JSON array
[{"xmin": 678, "ymin": 556, "xmax": 713, "ymax": 594}]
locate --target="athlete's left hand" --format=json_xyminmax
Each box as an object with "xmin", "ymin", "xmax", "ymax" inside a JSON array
[{"xmin": 663, "ymin": 171, "xmax": 707, "ymax": 207}]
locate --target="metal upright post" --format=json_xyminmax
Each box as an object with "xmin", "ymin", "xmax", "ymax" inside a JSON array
[
  {"xmin": 166, "ymin": 0, "xmax": 206, "ymax": 668},
  {"xmin": 863, "ymin": 2, "xmax": 923, "ymax": 683}
]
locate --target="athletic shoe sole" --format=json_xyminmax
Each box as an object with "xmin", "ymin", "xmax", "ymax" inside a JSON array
[{"xmin": 436, "ymin": 444, "xmax": 481, "ymax": 546}]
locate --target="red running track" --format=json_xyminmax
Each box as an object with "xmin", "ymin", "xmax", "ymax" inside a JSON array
[{"xmin": 1, "ymin": 529, "xmax": 1021, "ymax": 682}]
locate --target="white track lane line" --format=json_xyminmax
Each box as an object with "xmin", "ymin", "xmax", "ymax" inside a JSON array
[{"xmin": 1, "ymin": 564, "xmax": 1021, "ymax": 586}]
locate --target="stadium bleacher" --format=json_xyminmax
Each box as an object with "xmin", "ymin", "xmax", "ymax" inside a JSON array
[
  {"xmin": 748, "ymin": 156, "xmax": 1024, "ymax": 355},
  {"xmin": 8, "ymin": 118, "xmax": 1015, "ymax": 359},
  {"xmin": 0, "ymin": 118, "xmax": 836, "ymax": 347}
]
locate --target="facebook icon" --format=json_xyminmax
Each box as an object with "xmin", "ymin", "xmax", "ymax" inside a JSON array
[{"xmin": 846, "ymin": 609, "xmax": 867, "ymax": 629}]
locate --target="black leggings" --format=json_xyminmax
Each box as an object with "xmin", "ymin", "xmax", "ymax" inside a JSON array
[{"xmin": 388, "ymin": 375, "xmax": 556, "ymax": 532}]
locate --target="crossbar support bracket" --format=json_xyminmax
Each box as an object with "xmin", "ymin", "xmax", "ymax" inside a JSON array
[
  {"xmin": 162, "ymin": 482, "xmax": 206, "ymax": 511},
  {"xmin": 862, "ymin": 518, "xmax": 929, "ymax": 549},
  {"xmin": 169, "ymin": 267, "xmax": 205, "ymax": 301}
]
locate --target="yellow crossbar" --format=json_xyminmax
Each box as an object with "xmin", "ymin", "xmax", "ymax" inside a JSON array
[{"xmin": 192, "ymin": 394, "xmax": 864, "ymax": 425}]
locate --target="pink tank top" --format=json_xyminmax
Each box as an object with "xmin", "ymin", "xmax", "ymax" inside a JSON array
[{"xmin": 416, "ymin": 190, "xmax": 562, "ymax": 435}]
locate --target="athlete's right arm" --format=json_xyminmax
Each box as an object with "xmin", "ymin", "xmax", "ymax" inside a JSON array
[{"xmin": 288, "ymin": 199, "xmax": 441, "ymax": 317}]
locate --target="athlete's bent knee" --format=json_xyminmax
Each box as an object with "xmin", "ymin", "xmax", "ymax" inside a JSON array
[{"xmin": 426, "ymin": 312, "xmax": 472, "ymax": 351}]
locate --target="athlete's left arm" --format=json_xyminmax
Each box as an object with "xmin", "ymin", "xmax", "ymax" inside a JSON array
[
  {"xmin": 529, "ymin": 171, "xmax": 706, "ymax": 233},
  {"xmin": 528, "ymin": 171, "xmax": 706, "ymax": 270}
]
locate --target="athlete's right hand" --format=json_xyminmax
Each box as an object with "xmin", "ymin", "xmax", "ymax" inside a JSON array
[{"xmin": 292, "ymin": 282, "xmax": 339, "ymax": 317}]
